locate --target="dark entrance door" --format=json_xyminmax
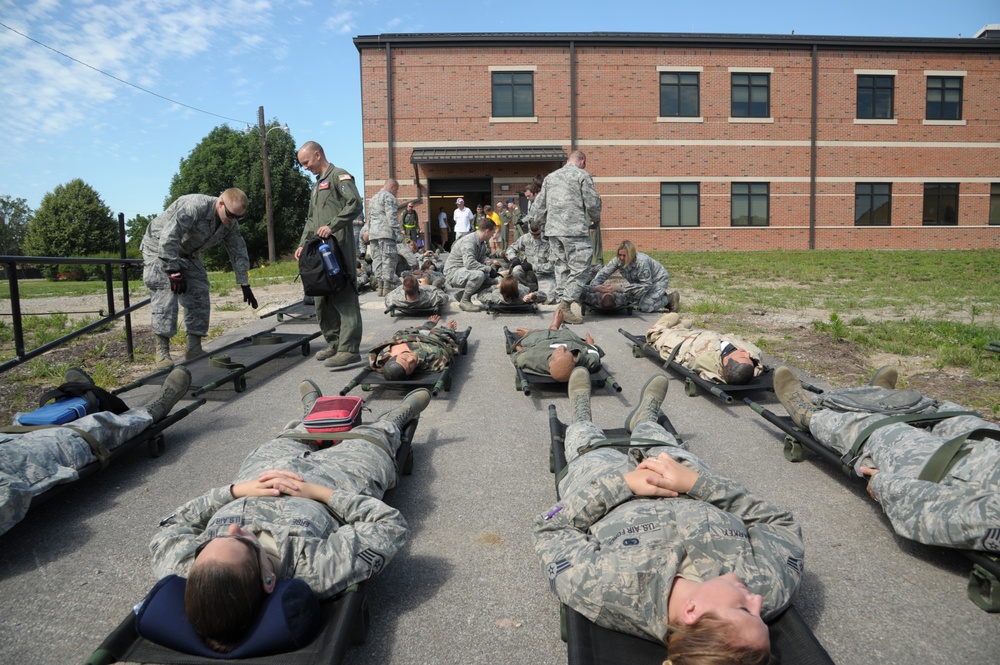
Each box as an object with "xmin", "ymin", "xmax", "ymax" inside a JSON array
[{"xmin": 428, "ymin": 178, "xmax": 491, "ymax": 250}]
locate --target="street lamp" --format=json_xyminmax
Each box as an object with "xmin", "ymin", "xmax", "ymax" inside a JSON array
[{"xmin": 245, "ymin": 106, "xmax": 290, "ymax": 263}]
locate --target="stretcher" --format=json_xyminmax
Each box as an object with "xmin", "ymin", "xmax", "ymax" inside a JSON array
[
  {"xmin": 547, "ymin": 405, "xmax": 836, "ymax": 665},
  {"xmin": 259, "ymin": 297, "xmax": 316, "ymax": 323},
  {"xmin": 114, "ymin": 329, "xmax": 321, "ymax": 397},
  {"xmin": 482, "ymin": 300, "xmax": 539, "ymax": 315},
  {"xmin": 745, "ymin": 397, "xmax": 1000, "ymax": 613},
  {"xmin": 619, "ymin": 328, "xmax": 822, "ymax": 404},
  {"xmin": 340, "ymin": 327, "xmax": 471, "ymax": 397},
  {"xmin": 383, "ymin": 303, "xmax": 443, "ymax": 318},
  {"xmin": 84, "ymin": 417, "xmax": 419, "ymax": 665},
  {"xmin": 579, "ymin": 301, "xmax": 632, "ymax": 316},
  {"xmin": 504, "ymin": 327, "xmax": 621, "ymax": 397}
]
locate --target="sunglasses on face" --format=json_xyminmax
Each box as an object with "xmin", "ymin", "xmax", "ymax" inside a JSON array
[{"xmin": 222, "ymin": 201, "xmax": 244, "ymax": 222}]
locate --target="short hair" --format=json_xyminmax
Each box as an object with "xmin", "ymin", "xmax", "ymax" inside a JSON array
[
  {"xmin": 382, "ymin": 358, "xmax": 409, "ymax": 380},
  {"xmin": 478, "ymin": 218, "xmax": 496, "ymax": 232},
  {"xmin": 185, "ymin": 558, "xmax": 265, "ymax": 653},
  {"xmin": 548, "ymin": 352, "xmax": 575, "ymax": 382},
  {"xmin": 568, "ymin": 150, "xmax": 587, "ymax": 166},
  {"xmin": 665, "ymin": 612, "xmax": 771, "ymax": 665},
  {"xmin": 616, "ymin": 240, "xmax": 637, "ymax": 265},
  {"xmin": 529, "ymin": 220, "xmax": 541, "ymax": 234},
  {"xmin": 298, "ymin": 141, "xmax": 325, "ymax": 158},
  {"xmin": 499, "ymin": 276, "xmax": 520, "ymax": 303},
  {"xmin": 722, "ymin": 356, "xmax": 754, "ymax": 385},
  {"xmin": 599, "ymin": 292, "xmax": 617, "ymax": 309},
  {"xmin": 385, "ymin": 177, "xmax": 398, "ymax": 188},
  {"xmin": 483, "ymin": 204, "xmax": 493, "ymax": 214},
  {"xmin": 402, "ymin": 274, "xmax": 419, "ymax": 298},
  {"xmin": 220, "ymin": 188, "xmax": 249, "ymax": 210}
]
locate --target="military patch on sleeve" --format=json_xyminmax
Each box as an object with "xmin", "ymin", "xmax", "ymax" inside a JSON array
[
  {"xmin": 319, "ymin": 180, "xmax": 330, "ymax": 190},
  {"xmin": 339, "ymin": 173, "xmax": 353, "ymax": 181},
  {"xmin": 982, "ymin": 528, "xmax": 1000, "ymax": 552},
  {"xmin": 786, "ymin": 556, "xmax": 804, "ymax": 574},
  {"xmin": 359, "ymin": 548, "xmax": 386, "ymax": 574},
  {"xmin": 547, "ymin": 559, "xmax": 572, "ymax": 580}
]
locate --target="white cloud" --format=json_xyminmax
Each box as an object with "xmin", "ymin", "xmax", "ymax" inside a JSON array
[{"xmin": 325, "ymin": 10, "xmax": 357, "ymax": 35}]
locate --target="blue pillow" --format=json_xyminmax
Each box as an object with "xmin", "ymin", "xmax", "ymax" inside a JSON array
[{"xmin": 135, "ymin": 575, "xmax": 321, "ymax": 659}]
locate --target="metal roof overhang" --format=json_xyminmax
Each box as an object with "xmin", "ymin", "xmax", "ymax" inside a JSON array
[{"xmin": 411, "ymin": 147, "xmax": 567, "ymax": 164}]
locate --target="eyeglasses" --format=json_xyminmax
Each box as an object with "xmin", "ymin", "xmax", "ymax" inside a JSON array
[
  {"xmin": 222, "ymin": 201, "xmax": 244, "ymax": 222},
  {"xmin": 195, "ymin": 534, "xmax": 262, "ymax": 577}
]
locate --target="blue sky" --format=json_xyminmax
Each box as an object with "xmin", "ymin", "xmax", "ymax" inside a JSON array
[{"xmin": 0, "ymin": 0, "xmax": 995, "ymax": 220}]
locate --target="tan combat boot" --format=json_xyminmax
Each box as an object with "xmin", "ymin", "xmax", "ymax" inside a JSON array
[
  {"xmin": 559, "ymin": 301, "xmax": 582, "ymax": 325},
  {"xmin": 155, "ymin": 335, "xmax": 174, "ymax": 370}
]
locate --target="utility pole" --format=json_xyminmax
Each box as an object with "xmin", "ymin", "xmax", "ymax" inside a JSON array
[{"xmin": 258, "ymin": 105, "xmax": 277, "ymax": 263}]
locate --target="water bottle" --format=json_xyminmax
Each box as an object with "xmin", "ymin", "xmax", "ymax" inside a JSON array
[{"xmin": 318, "ymin": 242, "xmax": 340, "ymax": 275}]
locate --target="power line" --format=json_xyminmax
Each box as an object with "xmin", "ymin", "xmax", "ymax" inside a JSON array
[{"xmin": 0, "ymin": 20, "xmax": 251, "ymax": 125}]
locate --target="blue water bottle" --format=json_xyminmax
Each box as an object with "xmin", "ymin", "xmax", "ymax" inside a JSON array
[{"xmin": 318, "ymin": 242, "xmax": 341, "ymax": 275}]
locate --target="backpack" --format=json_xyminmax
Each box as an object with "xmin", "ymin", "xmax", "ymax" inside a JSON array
[
  {"xmin": 299, "ymin": 236, "xmax": 351, "ymax": 297},
  {"xmin": 818, "ymin": 386, "xmax": 936, "ymax": 415}
]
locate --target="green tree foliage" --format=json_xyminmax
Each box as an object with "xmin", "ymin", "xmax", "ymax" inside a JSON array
[
  {"xmin": 126, "ymin": 212, "xmax": 156, "ymax": 252},
  {"xmin": 0, "ymin": 194, "xmax": 33, "ymax": 256},
  {"xmin": 23, "ymin": 179, "xmax": 118, "ymax": 260},
  {"xmin": 166, "ymin": 122, "xmax": 311, "ymax": 268}
]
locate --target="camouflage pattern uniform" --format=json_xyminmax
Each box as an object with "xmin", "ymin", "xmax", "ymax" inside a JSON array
[
  {"xmin": 510, "ymin": 205, "xmax": 524, "ymax": 239},
  {"xmin": 1, "ymin": 408, "xmax": 154, "ymax": 536},
  {"xmin": 590, "ymin": 252, "xmax": 670, "ymax": 313},
  {"xmin": 510, "ymin": 329, "xmax": 603, "ymax": 376},
  {"xmin": 368, "ymin": 187, "xmax": 399, "ymax": 290},
  {"xmin": 141, "ymin": 194, "xmax": 250, "ymax": 338},
  {"xmin": 533, "ymin": 419, "xmax": 804, "ymax": 642},
  {"xmin": 383, "ymin": 284, "xmax": 449, "ymax": 311},
  {"xmin": 506, "ymin": 233, "xmax": 554, "ymax": 296},
  {"xmin": 805, "ymin": 390, "xmax": 1000, "ymax": 551},
  {"xmin": 299, "ymin": 164, "xmax": 363, "ymax": 354},
  {"xmin": 368, "ymin": 321, "xmax": 460, "ymax": 373},
  {"xmin": 645, "ymin": 314, "xmax": 763, "ymax": 383},
  {"xmin": 396, "ymin": 242, "xmax": 420, "ymax": 274},
  {"xmin": 532, "ymin": 163, "xmax": 601, "ymax": 304},
  {"xmin": 475, "ymin": 283, "xmax": 546, "ymax": 307},
  {"xmin": 443, "ymin": 232, "xmax": 492, "ymax": 298},
  {"xmin": 150, "ymin": 419, "xmax": 407, "ymax": 599}
]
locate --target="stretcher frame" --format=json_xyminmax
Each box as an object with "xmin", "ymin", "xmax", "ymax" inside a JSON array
[
  {"xmin": 744, "ymin": 397, "xmax": 1000, "ymax": 613},
  {"xmin": 383, "ymin": 303, "xmax": 443, "ymax": 318},
  {"xmin": 340, "ymin": 326, "xmax": 471, "ymax": 397},
  {"xmin": 259, "ymin": 298, "xmax": 316, "ymax": 323},
  {"xmin": 503, "ymin": 327, "xmax": 621, "ymax": 397},
  {"xmin": 579, "ymin": 301, "xmax": 633, "ymax": 317},
  {"xmin": 84, "ymin": 417, "xmax": 419, "ymax": 665},
  {"xmin": 547, "ymin": 405, "xmax": 836, "ymax": 665},
  {"xmin": 114, "ymin": 329, "xmax": 322, "ymax": 397},
  {"xmin": 619, "ymin": 328, "xmax": 822, "ymax": 404},
  {"xmin": 482, "ymin": 300, "xmax": 539, "ymax": 315}
]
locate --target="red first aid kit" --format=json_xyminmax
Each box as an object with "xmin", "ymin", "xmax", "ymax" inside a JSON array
[{"xmin": 303, "ymin": 396, "xmax": 363, "ymax": 434}]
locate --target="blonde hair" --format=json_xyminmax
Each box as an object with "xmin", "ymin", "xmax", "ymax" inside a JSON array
[
  {"xmin": 663, "ymin": 614, "xmax": 771, "ymax": 665},
  {"xmin": 617, "ymin": 240, "xmax": 637, "ymax": 266},
  {"xmin": 220, "ymin": 188, "xmax": 249, "ymax": 209}
]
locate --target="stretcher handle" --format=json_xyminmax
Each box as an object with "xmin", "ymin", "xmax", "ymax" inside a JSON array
[{"xmin": 83, "ymin": 612, "xmax": 137, "ymax": 665}]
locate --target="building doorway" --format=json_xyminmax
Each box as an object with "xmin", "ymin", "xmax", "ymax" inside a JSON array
[{"xmin": 428, "ymin": 177, "xmax": 491, "ymax": 250}]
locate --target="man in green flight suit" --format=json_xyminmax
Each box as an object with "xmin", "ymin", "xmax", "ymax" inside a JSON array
[
  {"xmin": 509, "ymin": 308, "xmax": 603, "ymax": 382},
  {"xmin": 296, "ymin": 141, "xmax": 364, "ymax": 368}
]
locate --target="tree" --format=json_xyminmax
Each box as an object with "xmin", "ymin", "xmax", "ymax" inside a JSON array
[
  {"xmin": 167, "ymin": 122, "xmax": 311, "ymax": 268},
  {"xmin": 23, "ymin": 179, "xmax": 117, "ymax": 259},
  {"xmin": 125, "ymin": 213, "xmax": 156, "ymax": 252},
  {"xmin": 0, "ymin": 194, "xmax": 33, "ymax": 256}
]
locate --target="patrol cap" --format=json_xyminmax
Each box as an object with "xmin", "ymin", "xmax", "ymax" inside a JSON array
[{"xmin": 506, "ymin": 197, "xmax": 515, "ymax": 203}]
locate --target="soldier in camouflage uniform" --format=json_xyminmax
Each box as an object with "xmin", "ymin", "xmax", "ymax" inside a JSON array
[
  {"xmin": 384, "ymin": 275, "xmax": 449, "ymax": 312},
  {"xmin": 531, "ymin": 151, "xmax": 601, "ymax": 324},
  {"xmin": 510, "ymin": 309, "xmax": 603, "ymax": 382},
  {"xmin": 534, "ymin": 370, "xmax": 803, "ymax": 655},
  {"xmin": 141, "ymin": 189, "xmax": 257, "ymax": 368},
  {"xmin": 368, "ymin": 178, "xmax": 401, "ymax": 297},
  {"xmin": 296, "ymin": 141, "xmax": 364, "ymax": 368},
  {"xmin": 585, "ymin": 240, "xmax": 675, "ymax": 313},
  {"xmin": 505, "ymin": 220, "xmax": 554, "ymax": 300},
  {"xmin": 645, "ymin": 313, "xmax": 763, "ymax": 385},
  {"xmin": 368, "ymin": 315, "xmax": 461, "ymax": 380},
  {"xmin": 475, "ymin": 275, "xmax": 545, "ymax": 307},
  {"xmin": 774, "ymin": 366, "xmax": 1000, "ymax": 552},
  {"xmin": 151, "ymin": 384, "xmax": 429, "ymax": 652},
  {"xmin": 0, "ymin": 366, "xmax": 191, "ymax": 537},
  {"xmin": 444, "ymin": 220, "xmax": 498, "ymax": 313}
]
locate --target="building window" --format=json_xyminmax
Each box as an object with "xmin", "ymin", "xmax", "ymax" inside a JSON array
[
  {"xmin": 922, "ymin": 183, "xmax": 959, "ymax": 226},
  {"xmin": 731, "ymin": 183, "xmax": 769, "ymax": 226},
  {"xmin": 660, "ymin": 72, "xmax": 699, "ymax": 117},
  {"xmin": 990, "ymin": 184, "xmax": 1000, "ymax": 225},
  {"xmin": 492, "ymin": 72, "xmax": 534, "ymax": 118},
  {"xmin": 857, "ymin": 75, "xmax": 894, "ymax": 119},
  {"xmin": 855, "ymin": 183, "xmax": 892, "ymax": 226},
  {"xmin": 660, "ymin": 183, "xmax": 700, "ymax": 227},
  {"xmin": 926, "ymin": 76, "xmax": 962, "ymax": 120},
  {"xmin": 731, "ymin": 73, "xmax": 770, "ymax": 118}
]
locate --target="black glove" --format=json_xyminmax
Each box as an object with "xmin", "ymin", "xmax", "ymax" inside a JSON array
[
  {"xmin": 488, "ymin": 267, "xmax": 499, "ymax": 279},
  {"xmin": 508, "ymin": 257, "xmax": 521, "ymax": 268},
  {"xmin": 168, "ymin": 272, "xmax": 187, "ymax": 294},
  {"xmin": 241, "ymin": 284, "xmax": 258, "ymax": 309},
  {"xmin": 521, "ymin": 261, "xmax": 533, "ymax": 273}
]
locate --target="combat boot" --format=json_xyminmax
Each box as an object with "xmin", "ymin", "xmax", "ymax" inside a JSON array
[
  {"xmin": 559, "ymin": 301, "xmax": 582, "ymax": 325},
  {"xmin": 155, "ymin": 335, "xmax": 173, "ymax": 370},
  {"xmin": 625, "ymin": 375, "xmax": 669, "ymax": 433},
  {"xmin": 299, "ymin": 379, "xmax": 321, "ymax": 416},
  {"xmin": 667, "ymin": 290, "xmax": 680, "ymax": 313},
  {"xmin": 773, "ymin": 367, "xmax": 819, "ymax": 429},
  {"xmin": 64, "ymin": 367, "xmax": 95, "ymax": 386},
  {"xmin": 184, "ymin": 335, "xmax": 203, "ymax": 361},
  {"xmin": 377, "ymin": 388, "xmax": 431, "ymax": 430},
  {"xmin": 315, "ymin": 343, "xmax": 339, "ymax": 361},
  {"xmin": 144, "ymin": 366, "xmax": 192, "ymax": 422},
  {"xmin": 567, "ymin": 367, "xmax": 592, "ymax": 423},
  {"xmin": 459, "ymin": 293, "xmax": 481, "ymax": 312},
  {"xmin": 867, "ymin": 365, "xmax": 898, "ymax": 390}
]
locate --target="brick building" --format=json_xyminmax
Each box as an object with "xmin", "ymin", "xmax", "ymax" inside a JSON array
[{"xmin": 353, "ymin": 30, "xmax": 1000, "ymax": 252}]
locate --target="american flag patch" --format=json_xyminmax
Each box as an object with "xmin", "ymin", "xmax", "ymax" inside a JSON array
[
  {"xmin": 358, "ymin": 548, "xmax": 385, "ymax": 573},
  {"xmin": 547, "ymin": 559, "xmax": 572, "ymax": 580},
  {"xmin": 982, "ymin": 528, "xmax": 1000, "ymax": 552},
  {"xmin": 339, "ymin": 173, "xmax": 353, "ymax": 181},
  {"xmin": 786, "ymin": 556, "xmax": 804, "ymax": 573}
]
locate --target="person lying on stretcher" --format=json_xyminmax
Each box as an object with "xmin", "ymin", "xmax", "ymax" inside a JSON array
[{"xmin": 510, "ymin": 308, "xmax": 602, "ymax": 382}]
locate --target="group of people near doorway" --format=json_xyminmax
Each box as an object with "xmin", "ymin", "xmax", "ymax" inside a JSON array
[{"xmin": 113, "ymin": 141, "xmax": 1000, "ymax": 662}]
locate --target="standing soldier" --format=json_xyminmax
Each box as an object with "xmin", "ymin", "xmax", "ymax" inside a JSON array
[
  {"xmin": 295, "ymin": 141, "xmax": 364, "ymax": 368},
  {"xmin": 141, "ymin": 188, "xmax": 257, "ymax": 368},
  {"xmin": 401, "ymin": 201, "xmax": 419, "ymax": 244},
  {"xmin": 507, "ymin": 198, "xmax": 524, "ymax": 239},
  {"xmin": 532, "ymin": 151, "xmax": 601, "ymax": 324},
  {"xmin": 496, "ymin": 198, "xmax": 511, "ymax": 253},
  {"xmin": 368, "ymin": 178, "xmax": 401, "ymax": 297}
]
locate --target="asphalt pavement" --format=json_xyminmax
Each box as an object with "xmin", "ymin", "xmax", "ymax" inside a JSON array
[{"xmin": 0, "ymin": 289, "xmax": 997, "ymax": 664}]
